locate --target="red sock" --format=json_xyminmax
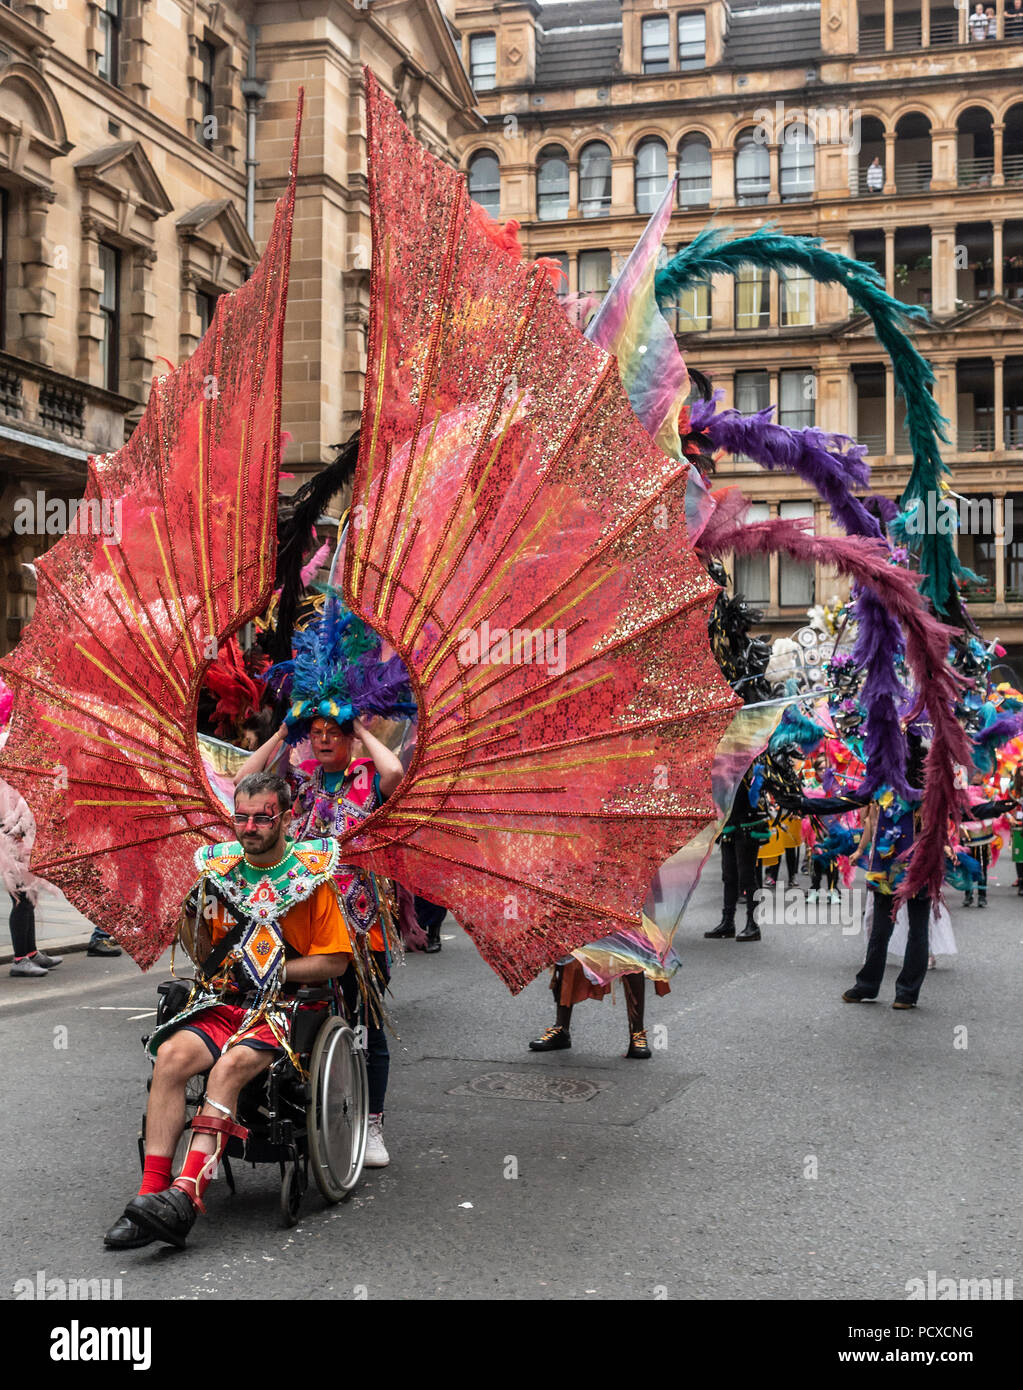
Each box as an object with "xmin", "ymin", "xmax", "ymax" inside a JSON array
[
  {"xmin": 171, "ymin": 1146, "xmax": 216, "ymax": 1211},
  {"xmin": 138, "ymin": 1154, "xmax": 173, "ymax": 1196}
]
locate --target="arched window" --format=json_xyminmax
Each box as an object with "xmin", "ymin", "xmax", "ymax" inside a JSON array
[
  {"xmin": 678, "ymin": 134, "xmax": 711, "ymax": 207},
  {"xmin": 579, "ymin": 141, "xmax": 612, "ymax": 218},
  {"xmin": 780, "ymin": 123, "xmax": 814, "ymax": 201},
  {"xmin": 468, "ymin": 150, "xmax": 500, "ymax": 218},
  {"xmin": 735, "ymin": 128, "xmax": 769, "ymax": 205},
  {"xmin": 537, "ymin": 145, "xmax": 570, "ymax": 221},
  {"xmin": 635, "ymin": 137, "xmax": 668, "ymax": 215}
]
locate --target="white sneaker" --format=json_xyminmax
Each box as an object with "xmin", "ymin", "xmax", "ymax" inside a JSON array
[
  {"xmin": 10, "ymin": 957, "xmax": 48, "ymax": 977},
  {"xmin": 363, "ymin": 1115, "xmax": 390, "ymax": 1168}
]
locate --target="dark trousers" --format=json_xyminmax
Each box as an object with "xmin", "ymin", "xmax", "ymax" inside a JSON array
[
  {"xmin": 811, "ymin": 860, "xmax": 838, "ymax": 892},
  {"xmin": 721, "ymin": 828, "xmax": 761, "ymax": 922},
  {"xmin": 766, "ymin": 846, "xmax": 801, "ymax": 887},
  {"xmin": 856, "ymin": 890, "xmax": 930, "ymax": 1004},
  {"xmin": 9, "ymin": 893, "xmax": 36, "ymax": 958},
  {"xmin": 413, "ymin": 894, "xmax": 445, "ymax": 943},
  {"xmin": 341, "ymin": 948, "xmax": 390, "ymax": 1115},
  {"xmin": 977, "ymin": 844, "xmax": 990, "ymax": 896}
]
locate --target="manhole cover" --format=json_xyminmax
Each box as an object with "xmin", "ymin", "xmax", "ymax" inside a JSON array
[{"xmin": 448, "ymin": 1071, "xmax": 604, "ymax": 1103}]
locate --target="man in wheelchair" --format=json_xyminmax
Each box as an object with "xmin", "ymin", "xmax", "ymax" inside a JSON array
[{"xmin": 104, "ymin": 772, "xmax": 356, "ymax": 1251}]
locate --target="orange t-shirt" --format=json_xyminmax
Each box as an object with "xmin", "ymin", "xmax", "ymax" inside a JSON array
[{"xmin": 207, "ymin": 880, "xmax": 352, "ymax": 958}]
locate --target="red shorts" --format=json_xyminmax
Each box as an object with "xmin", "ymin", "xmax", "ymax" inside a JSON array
[{"xmin": 176, "ymin": 1004, "xmax": 282, "ymax": 1064}]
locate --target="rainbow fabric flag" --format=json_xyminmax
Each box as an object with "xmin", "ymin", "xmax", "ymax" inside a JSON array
[
  {"xmin": 572, "ymin": 701, "xmax": 788, "ymax": 988},
  {"xmin": 586, "ymin": 177, "xmax": 688, "ymax": 460}
]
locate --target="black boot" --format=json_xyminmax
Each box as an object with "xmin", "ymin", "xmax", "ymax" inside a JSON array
[
  {"xmin": 735, "ymin": 907, "xmax": 761, "ymax": 942},
  {"xmin": 704, "ymin": 914, "xmax": 735, "ymax": 939},
  {"xmin": 622, "ymin": 974, "xmax": 650, "ymax": 1058}
]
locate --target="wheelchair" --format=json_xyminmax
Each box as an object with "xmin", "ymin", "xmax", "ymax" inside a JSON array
[{"xmin": 139, "ymin": 979, "xmax": 369, "ymax": 1227}]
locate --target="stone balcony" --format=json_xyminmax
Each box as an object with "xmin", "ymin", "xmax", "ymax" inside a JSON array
[{"xmin": 0, "ymin": 349, "xmax": 134, "ymax": 490}]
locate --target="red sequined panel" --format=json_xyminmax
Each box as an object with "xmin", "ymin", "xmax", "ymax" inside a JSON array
[
  {"xmin": 339, "ymin": 72, "xmax": 740, "ymax": 993},
  {"xmin": 0, "ymin": 101, "xmax": 305, "ymax": 969}
]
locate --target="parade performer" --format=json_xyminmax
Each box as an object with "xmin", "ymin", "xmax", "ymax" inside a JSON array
[
  {"xmin": 104, "ymin": 773, "xmax": 353, "ymax": 1250},
  {"xmin": 705, "ymin": 762, "xmax": 769, "ymax": 942},
  {"xmin": 236, "ymin": 594, "xmax": 409, "ymax": 1166},
  {"xmin": 528, "ymin": 957, "xmax": 662, "ymax": 1059}
]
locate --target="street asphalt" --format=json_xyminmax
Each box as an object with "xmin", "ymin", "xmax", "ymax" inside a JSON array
[{"xmin": 1, "ymin": 860, "xmax": 1020, "ymax": 1302}]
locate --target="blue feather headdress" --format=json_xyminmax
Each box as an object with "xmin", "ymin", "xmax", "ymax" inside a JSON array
[{"xmin": 268, "ymin": 589, "xmax": 417, "ymax": 744}]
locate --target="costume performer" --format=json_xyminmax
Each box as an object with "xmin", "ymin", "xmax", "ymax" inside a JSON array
[
  {"xmin": 528, "ymin": 956, "xmax": 667, "ymax": 1059},
  {"xmin": 705, "ymin": 762, "xmax": 769, "ymax": 942},
  {"xmin": 238, "ymin": 597, "xmax": 408, "ymax": 1166},
  {"xmin": 105, "ymin": 773, "xmax": 355, "ymax": 1250}
]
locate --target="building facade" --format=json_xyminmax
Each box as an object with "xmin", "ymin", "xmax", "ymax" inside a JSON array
[
  {"xmin": 0, "ymin": 0, "xmax": 479, "ymax": 653},
  {"xmin": 452, "ymin": 0, "xmax": 1023, "ymax": 658}
]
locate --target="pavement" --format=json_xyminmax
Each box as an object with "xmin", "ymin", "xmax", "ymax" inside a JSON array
[
  {"xmin": 1, "ymin": 861, "xmax": 1021, "ymax": 1301},
  {"xmin": 0, "ymin": 888, "xmax": 98, "ymax": 963}
]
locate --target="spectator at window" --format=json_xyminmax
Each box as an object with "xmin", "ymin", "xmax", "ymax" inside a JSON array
[
  {"xmin": 1008, "ymin": 0, "xmax": 1023, "ymax": 35},
  {"xmin": 969, "ymin": 2, "xmax": 989, "ymax": 38},
  {"xmin": 986, "ymin": 4, "xmax": 997, "ymax": 36},
  {"xmin": 866, "ymin": 157, "xmax": 884, "ymax": 193}
]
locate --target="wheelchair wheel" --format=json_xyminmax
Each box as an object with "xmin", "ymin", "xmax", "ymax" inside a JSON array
[{"xmin": 307, "ymin": 1017, "xmax": 368, "ymax": 1202}]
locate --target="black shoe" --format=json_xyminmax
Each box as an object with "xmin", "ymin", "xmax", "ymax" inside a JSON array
[
  {"xmin": 962, "ymin": 892, "xmax": 973, "ymax": 907},
  {"xmin": 704, "ymin": 920, "xmax": 735, "ymax": 938},
  {"xmin": 735, "ymin": 923, "xmax": 761, "ymax": 942},
  {"xmin": 842, "ymin": 989, "xmax": 877, "ymax": 1002},
  {"xmin": 892, "ymin": 999, "xmax": 917, "ymax": 1010},
  {"xmin": 88, "ymin": 939, "xmax": 122, "ymax": 957},
  {"xmin": 424, "ymin": 935, "xmax": 442, "ymax": 954},
  {"xmin": 977, "ymin": 896, "xmax": 987, "ymax": 909},
  {"xmin": 529, "ymin": 1024, "xmax": 571, "ymax": 1052},
  {"xmin": 103, "ymin": 1212, "xmax": 155, "ymax": 1250},
  {"xmin": 124, "ymin": 1187, "xmax": 197, "ymax": 1248},
  {"xmin": 626, "ymin": 1029, "xmax": 651, "ymax": 1059}
]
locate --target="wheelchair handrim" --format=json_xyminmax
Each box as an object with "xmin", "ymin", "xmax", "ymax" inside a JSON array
[{"xmin": 309, "ymin": 1019, "xmax": 368, "ymax": 1201}]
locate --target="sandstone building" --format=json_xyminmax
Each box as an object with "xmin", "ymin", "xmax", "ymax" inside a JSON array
[
  {"xmin": 451, "ymin": 0, "xmax": 1023, "ymax": 660},
  {"xmin": 0, "ymin": 0, "xmax": 479, "ymax": 651}
]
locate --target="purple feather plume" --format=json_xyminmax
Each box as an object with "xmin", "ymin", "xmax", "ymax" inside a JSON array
[
  {"xmin": 694, "ymin": 397, "xmax": 910, "ymax": 791},
  {"xmin": 347, "ymin": 653, "xmax": 416, "ymax": 717},
  {"xmin": 974, "ymin": 712, "xmax": 1023, "ymax": 748}
]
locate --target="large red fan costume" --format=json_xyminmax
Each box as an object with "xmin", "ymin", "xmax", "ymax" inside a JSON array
[{"xmin": 0, "ymin": 76, "xmax": 739, "ymax": 992}]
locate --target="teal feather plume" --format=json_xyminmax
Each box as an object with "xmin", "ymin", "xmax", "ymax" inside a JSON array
[{"xmin": 655, "ymin": 226, "xmax": 966, "ymax": 620}]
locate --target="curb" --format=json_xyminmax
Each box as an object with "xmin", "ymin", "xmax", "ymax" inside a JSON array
[{"xmin": 1, "ymin": 933, "xmax": 94, "ymax": 966}]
